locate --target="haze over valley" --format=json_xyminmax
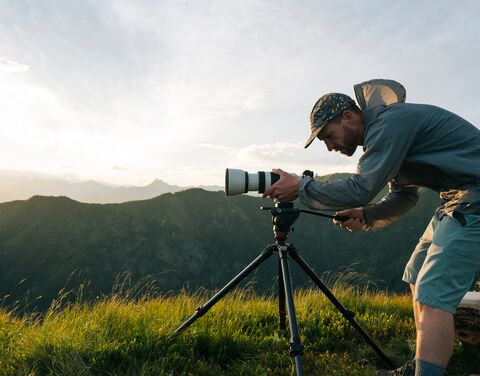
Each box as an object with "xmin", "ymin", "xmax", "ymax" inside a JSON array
[{"xmin": 0, "ymin": 170, "xmax": 222, "ymax": 203}]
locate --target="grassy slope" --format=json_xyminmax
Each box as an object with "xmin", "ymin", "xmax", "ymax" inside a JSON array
[{"xmin": 0, "ymin": 289, "xmax": 478, "ymax": 376}]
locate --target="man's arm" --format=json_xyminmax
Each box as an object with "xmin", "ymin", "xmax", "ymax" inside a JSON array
[
  {"xmin": 262, "ymin": 169, "xmax": 419, "ymax": 232},
  {"xmin": 361, "ymin": 181, "xmax": 419, "ymax": 230},
  {"xmin": 333, "ymin": 181, "xmax": 419, "ymax": 232}
]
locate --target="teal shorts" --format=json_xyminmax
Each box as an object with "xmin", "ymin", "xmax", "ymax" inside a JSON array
[{"xmin": 402, "ymin": 213, "xmax": 480, "ymax": 313}]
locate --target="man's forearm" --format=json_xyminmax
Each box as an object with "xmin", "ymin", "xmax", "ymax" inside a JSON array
[
  {"xmin": 298, "ymin": 175, "xmax": 379, "ymax": 210},
  {"xmin": 299, "ymin": 175, "xmax": 419, "ymax": 230},
  {"xmin": 362, "ymin": 187, "xmax": 419, "ymax": 231}
]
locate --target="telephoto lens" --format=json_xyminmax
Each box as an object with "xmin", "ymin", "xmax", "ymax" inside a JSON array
[{"xmin": 225, "ymin": 169, "xmax": 280, "ymax": 196}]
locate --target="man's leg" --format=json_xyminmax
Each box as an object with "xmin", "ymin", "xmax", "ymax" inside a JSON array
[
  {"xmin": 411, "ymin": 285, "xmax": 453, "ymax": 364},
  {"xmin": 409, "ymin": 285, "xmax": 451, "ymax": 373},
  {"xmin": 412, "ymin": 213, "xmax": 480, "ymax": 375},
  {"xmin": 415, "ymin": 303, "xmax": 453, "ymax": 374}
]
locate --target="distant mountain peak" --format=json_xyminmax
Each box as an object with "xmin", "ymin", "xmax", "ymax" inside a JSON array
[{"xmin": 146, "ymin": 179, "xmax": 174, "ymax": 187}]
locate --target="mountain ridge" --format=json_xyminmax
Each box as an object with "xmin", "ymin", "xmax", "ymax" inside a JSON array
[
  {"xmin": 0, "ymin": 187, "xmax": 441, "ymax": 312},
  {"xmin": 0, "ymin": 172, "xmax": 222, "ymax": 204}
]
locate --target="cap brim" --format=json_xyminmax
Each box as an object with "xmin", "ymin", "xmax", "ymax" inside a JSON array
[{"xmin": 304, "ymin": 126, "xmax": 323, "ymax": 149}]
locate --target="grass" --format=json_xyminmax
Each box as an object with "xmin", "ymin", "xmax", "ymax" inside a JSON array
[{"xmin": 0, "ymin": 287, "xmax": 478, "ymax": 375}]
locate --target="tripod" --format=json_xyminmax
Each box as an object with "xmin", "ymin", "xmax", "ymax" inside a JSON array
[{"xmin": 171, "ymin": 202, "xmax": 395, "ymax": 375}]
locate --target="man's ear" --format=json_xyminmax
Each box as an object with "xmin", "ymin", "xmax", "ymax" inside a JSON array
[{"xmin": 342, "ymin": 109, "xmax": 353, "ymax": 120}]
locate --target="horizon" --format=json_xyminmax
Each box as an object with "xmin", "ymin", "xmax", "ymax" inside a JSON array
[
  {"xmin": 1, "ymin": 1, "xmax": 480, "ymax": 187},
  {"xmin": 0, "ymin": 168, "xmax": 220, "ymax": 188}
]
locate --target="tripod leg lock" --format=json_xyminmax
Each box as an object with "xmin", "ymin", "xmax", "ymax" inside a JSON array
[
  {"xmin": 289, "ymin": 342, "xmax": 304, "ymax": 357},
  {"xmin": 195, "ymin": 306, "xmax": 208, "ymax": 317}
]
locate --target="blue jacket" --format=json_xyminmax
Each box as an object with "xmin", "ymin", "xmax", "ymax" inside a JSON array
[{"xmin": 298, "ymin": 103, "xmax": 480, "ymax": 230}]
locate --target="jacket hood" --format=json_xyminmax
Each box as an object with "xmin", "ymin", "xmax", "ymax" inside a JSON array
[{"xmin": 354, "ymin": 79, "xmax": 406, "ymax": 110}]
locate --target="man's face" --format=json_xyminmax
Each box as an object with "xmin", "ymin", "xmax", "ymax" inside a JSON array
[{"xmin": 317, "ymin": 112, "xmax": 361, "ymax": 156}]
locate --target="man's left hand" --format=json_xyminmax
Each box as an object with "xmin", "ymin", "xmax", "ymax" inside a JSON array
[
  {"xmin": 333, "ymin": 207, "xmax": 366, "ymax": 232},
  {"xmin": 262, "ymin": 168, "xmax": 300, "ymax": 202}
]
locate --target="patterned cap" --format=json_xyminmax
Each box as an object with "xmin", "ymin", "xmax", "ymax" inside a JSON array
[{"xmin": 305, "ymin": 93, "xmax": 356, "ymax": 148}]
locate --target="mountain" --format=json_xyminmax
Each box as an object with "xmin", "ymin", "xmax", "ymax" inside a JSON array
[
  {"xmin": 0, "ymin": 172, "xmax": 223, "ymax": 203},
  {"xmin": 0, "ymin": 187, "xmax": 440, "ymax": 312}
]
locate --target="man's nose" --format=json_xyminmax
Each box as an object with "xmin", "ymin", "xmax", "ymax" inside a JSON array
[{"xmin": 325, "ymin": 140, "xmax": 334, "ymax": 151}]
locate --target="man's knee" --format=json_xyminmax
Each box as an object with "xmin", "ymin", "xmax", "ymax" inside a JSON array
[{"xmin": 416, "ymin": 303, "xmax": 453, "ymax": 325}]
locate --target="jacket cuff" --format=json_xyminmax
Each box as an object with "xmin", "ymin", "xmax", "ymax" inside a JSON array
[{"xmin": 361, "ymin": 206, "xmax": 373, "ymax": 231}]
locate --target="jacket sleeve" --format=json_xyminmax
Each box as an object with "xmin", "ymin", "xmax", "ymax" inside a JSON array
[{"xmin": 362, "ymin": 181, "xmax": 419, "ymax": 231}]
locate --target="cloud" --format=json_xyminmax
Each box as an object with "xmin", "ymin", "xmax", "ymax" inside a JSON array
[
  {"xmin": 194, "ymin": 143, "xmax": 236, "ymax": 152},
  {"xmin": 0, "ymin": 58, "xmax": 29, "ymax": 72},
  {"xmin": 112, "ymin": 166, "xmax": 129, "ymax": 171},
  {"xmin": 229, "ymin": 142, "xmax": 357, "ymax": 177},
  {"xmin": 234, "ymin": 143, "xmax": 301, "ymax": 163},
  {"xmin": 1, "ymin": 0, "xmax": 479, "ymax": 187}
]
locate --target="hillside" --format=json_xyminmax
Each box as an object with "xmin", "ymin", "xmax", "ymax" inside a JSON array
[{"xmin": 0, "ymin": 188, "xmax": 441, "ymax": 311}]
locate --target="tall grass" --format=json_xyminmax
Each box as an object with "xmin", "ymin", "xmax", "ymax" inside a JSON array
[{"xmin": 0, "ymin": 286, "xmax": 478, "ymax": 375}]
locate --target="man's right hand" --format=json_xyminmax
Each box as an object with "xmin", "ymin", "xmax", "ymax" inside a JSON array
[
  {"xmin": 333, "ymin": 207, "xmax": 366, "ymax": 232},
  {"xmin": 262, "ymin": 168, "xmax": 300, "ymax": 202}
]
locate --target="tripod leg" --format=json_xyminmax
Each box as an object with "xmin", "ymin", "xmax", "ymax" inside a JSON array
[
  {"xmin": 288, "ymin": 245, "xmax": 396, "ymax": 370},
  {"xmin": 170, "ymin": 244, "xmax": 276, "ymax": 340},
  {"xmin": 278, "ymin": 245, "xmax": 304, "ymax": 376},
  {"xmin": 278, "ymin": 259, "xmax": 287, "ymax": 331}
]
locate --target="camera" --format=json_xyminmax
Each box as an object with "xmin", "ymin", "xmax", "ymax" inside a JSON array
[{"xmin": 225, "ymin": 169, "xmax": 280, "ymax": 196}]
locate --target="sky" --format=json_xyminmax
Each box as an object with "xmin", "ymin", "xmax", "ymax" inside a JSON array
[{"xmin": 1, "ymin": 0, "xmax": 479, "ymax": 187}]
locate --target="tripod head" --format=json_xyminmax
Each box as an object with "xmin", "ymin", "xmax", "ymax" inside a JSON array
[
  {"xmin": 261, "ymin": 202, "xmax": 349, "ymax": 242},
  {"xmin": 262, "ymin": 202, "xmax": 299, "ymax": 242}
]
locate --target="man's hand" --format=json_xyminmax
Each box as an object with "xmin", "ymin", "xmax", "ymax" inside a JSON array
[
  {"xmin": 262, "ymin": 168, "xmax": 300, "ymax": 202},
  {"xmin": 333, "ymin": 207, "xmax": 366, "ymax": 232}
]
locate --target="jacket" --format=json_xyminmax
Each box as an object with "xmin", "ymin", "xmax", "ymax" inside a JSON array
[{"xmin": 298, "ymin": 103, "xmax": 480, "ymax": 230}]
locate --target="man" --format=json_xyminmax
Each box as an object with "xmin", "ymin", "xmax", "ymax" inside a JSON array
[{"xmin": 263, "ymin": 90, "xmax": 480, "ymax": 376}]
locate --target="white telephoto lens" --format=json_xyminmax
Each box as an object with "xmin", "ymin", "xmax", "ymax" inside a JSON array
[
  {"xmin": 225, "ymin": 168, "xmax": 282, "ymax": 195},
  {"xmin": 225, "ymin": 168, "xmax": 247, "ymax": 195}
]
